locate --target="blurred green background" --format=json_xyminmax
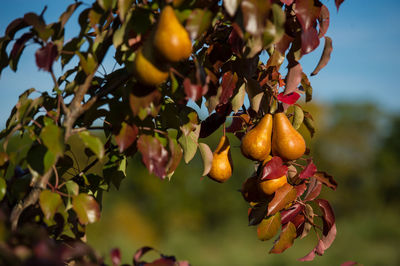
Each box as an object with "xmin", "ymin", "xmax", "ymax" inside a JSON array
[{"xmin": 85, "ymin": 102, "xmax": 400, "ymax": 265}]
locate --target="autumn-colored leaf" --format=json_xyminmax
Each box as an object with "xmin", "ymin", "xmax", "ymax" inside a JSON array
[
  {"xmin": 184, "ymin": 78, "xmax": 206, "ymax": 102},
  {"xmin": 72, "ymin": 193, "xmax": 101, "ymax": 225},
  {"xmin": 129, "ymin": 90, "xmax": 162, "ymax": 121},
  {"xmin": 295, "ymin": 0, "xmax": 321, "ymax": 30},
  {"xmin": 269, "ymin": 222, "xmax": 296, "ymax": 254},
  {"xmin": 285, "ymin": 63, "xmax": 302, "ymax": 95},
  {"xmin": 277, "ymin": 92, "xmax": 300, "ymax": 105},
  {"xmin": 314, "ymin": 171, "xmax": 338, "ymax": 190},
  {"xmin": 249, "ymin": 201, "xmax": 268, "ymax": 226},
  {"xmin": 133, "ymin": 246, "xmax": 154, "ymax": 264},
  {"xmin": 311, "ymin": 36, "xmax": 333, "ymax": 76},
  {"xmin": 198, "ymin": 143, "xmax": 213, "ymax": 176},
  {"xmin": 318, "ymin": 5, "xmax": 330, "ymax": 38},
  {"xmin": 220, "ymin": 71, "xmax": 238, "ymax": 105},
  {"xmin": 224, "ymin": 0, "xmax": 241, "ymax": 17},
  {"xmin": 299, "ymin": 159, "xmax": 317, "ymax": 179},
  {"xmin": 231, "ymin": 82, "xmax": 246, "ymax": 113},
  {"xmin": 261, "ymin": 156, "xmax": 288, "ymax": 181},
  {"xmin": 137, "ymin": 135, "xmax": 169, "ymax": 179},
  {"xmin": 39, "ymin": 190, "xmax": 63, "ymax": 220},
  {"xmin": 267, "ymin": 183, "xmax": 297, "ymax": 216},
  {"xmin": 199, "ymin": 113, "xmax": 226, "ymax": 139},
  {"xmin": 341, "ymin": 261, "xmax": 359, "ymax": 266},
  {"xmin": 111, "ymin": 248, "xmax": 121, "ymax": 266},
  {"xmin": 303, "ymin": 177, "xmax": 322, "ymax": 201},
  {"xmin": 301, "ymin": 27, "xmax": 320, "ymax": 55},
  {"xmin": 257, "ymin": 212, "xmax": 281, "ymax": 241},
  {"xmin": 35, "ymin": 42, "xmax": 58, "ymax": 72},
  {"xmin": 295, "ymin": 183, "xmax": 307, "ymax": 198},
  {"xmin": 316, "ymin": 198, "xmax": 335, "ymax": 234},
  {"xmin": 301, "ymin": 72, "xmax": 313, "ymax": 102},
  {"xmin": 166, "ymin": 138, "xmax": 183, "ymax": 177},
  {"xmin": 335, "ymin": 0, "xmax": 345, "ymax": 11},
  {"xmin": 280, "ymin": 203, "xmax": 304, "ymax": 225},
  {"xmin": 280, "ymin": 0, "xmax": 294, "ymax": 5},
  {"xmin": 0, "ymin": 178, "xmax": 6, "ymax": 201},
  {"xmin": 115, "ymin": 122, "xmax": 138, "ymax": 153}
]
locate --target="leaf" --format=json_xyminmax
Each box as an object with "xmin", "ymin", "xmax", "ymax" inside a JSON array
[
  {"xmin": 311, "ymin": 36, "xmax": 333, "ymax": 76},
  {"xmin": 316, "ymin": 199, "xmax": 335, "ymax": 235},
  {"xmin": 267, "ymin": 183, "xmax": 297, "ymax": 216},
  {"xmin": 59, "ymin": 2, "xmax": 81, "ymax": 28},
  {"xmin": 318, "ymin": 5, "xmax": 330, "ymax": 38},
  {"xmin": 111, "ymin": 248, "xmax": 121, "ymax": 266},
  {"xmin": 257, "ymin": 212, "xmax": 281, "ymax": 241},
  {"xmin": 183, "ymin": 78, "xmax": 206, "ymax": 102},
  {"xmin": 295, "ymin": 183, "xmax": 307, "ymax": 198},
  {"xmin": 300, "ymin": 204, "xmax": 314, "ymax": 239},
  {"xmin": 224, "ymin": 0, "xmax": 241, "ymax": 16},
  {"xmin": 292, "ymin": 105, "xmax": 304, "ymax": 130},
  {"xmin": 199, "ymin": 113, "xmax": 226, "ymax": 139},
  {"xmin": 303, "ymin": 111, "xmax": 315, "ymax": 137},
  {"xmin": 335, "ymin": 0, "xmax": 345, "ymax": 11},
  {"xmin": 199, "ymin": 143, "xmax": 213, "ymax": 176},
  {"xmin": 303, "ymin": 177, "xmax": 322, "ymax": 201},
  {"xmin": 341, "ymin": 261, "xmax": 359, "ymax": 266},
  {"xmin": 231, "ymin": 82, "xmax": 246, "ymax": 113},
  {"xmin": 220, "ymin": 71, "xmax": 238, "ymax": 105},
  {"xmin": 65, "ymin": 180, "xmax": 79, "ymax": 196},
  {"xmin": 118, "ymin": 0, "xmax": 133, "ymax": 22},
  {"xmin": 280, "ymin": 203, "xmax": 304, "ymax": 225},
  {"xmin": 295, "ymin": 0, "xmax": 321, "ymax": 30},
  {"xmin": 261, "ymin": 156, "xmax": 288, "ymax": 181},
  {"xmin": 277, "ymin": 92, "xmax": 300, "ymax": 105},
  {"xmin": 72, "ymin": 193, "xmax": 101, "ymax": 225},
  {"xmin": 0, "ymin": 152, "xmax": 9, "ymax": 167},
  {"xmin": 269, "ymin": 222, "xmax": 297, "ymax": 254},
  {"xmin": 0, "ymin": 178, "xmax": 6, "ymax": 201},
  {"xmin": 299, "ymin": 159, "xmax": 317, "ymax": 179},
  {"xmin": 35, "ymin": 42, "xmax": 58, "ymax": 72},
  {"xmin": 115, "ymin": 122, "xmax": 139, "ymax": 153},
  {"xmin": 186, "ymin": 9, "xmax": 213, "ymax": 40},
  {"xmin": 301, "ymin": 27, "xmax": 320, "ymax": 55},
  {"xmin": 245, "ymin": 78, "xmax": 264, "ymax": 113},
  {"xmin": 40, "ymin": 124, "xmax": 64, "ymax": 157},
  {"xmin": 98, "ymin": 0, "xmax": 113, "ymax": 10},
  {"xmin": 129, "ymin": 90, "xmax": 162, "ymax": 121},
  {"xmin": 77, "ymin": 52, "xmax": 97, "ymax": 75},
  {"xmin": 166, "ymin": 138, "xmax": 182, "ymax": 177},
  {"xmin": 137, "ymin": 135, "xmax": 170, "ymax": 179},
  {"xmin": 285, "ymin": 63, "xmax": 302, "ymax": 95},
  {"xmin": 280, "ymin": 0, "xmax": 293, "ymax": 5},
  {"xmin": 314, "ymin": 171, "xmax": 338, "ymax": 190},
  {"xmin": 301, "ymin": 72, "xmax": 312, "ymax": 102},
  {"xmin": 9, "ymin": 33, "xmax": 33, "ymax": 71},
  {"xmin": 39, "ymin": 190, "xmax": 63, "ymax": 220},
  {"xmin": 78, "ymin": 131, "xmax": 105, "ymax": 160},
  {"xmin": 248, "ymin": 201, "xmax": 268, "ymax": 226},
  {"xmin": 178, "ymin": 129, "xmax": 199, "ymax": 164}
]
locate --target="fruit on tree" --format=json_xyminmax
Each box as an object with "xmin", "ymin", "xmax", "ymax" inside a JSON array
[
  {"xmin": 133, "ymin": 46, "xmax": 169, "ymax": 87},
  {"xmin": 208, "ymin": 135, "xmax": 233, "ymax": 183},
  {"xmin": 240, "ymin": 114, "xmax": 273, "ymax": 161},
  {"xmin": 272, "ymin": 112, "xmax": 306, "ymax": 160},
  {"xmin": 153, "ymin": 6, "xmax": 192, "ymax": 62},
  {"xmin": 259, "ymin": 175, "xmax": 288, "ymax": 195}
]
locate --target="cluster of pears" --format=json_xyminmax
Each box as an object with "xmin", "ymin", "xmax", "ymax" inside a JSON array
[
  {"xmin": 133, "ymin": 6, "xmax": 192, "ymax": 87},
  {"xmin": 240, "ymin": 111, "xmax": 306, "ymax": 195}
]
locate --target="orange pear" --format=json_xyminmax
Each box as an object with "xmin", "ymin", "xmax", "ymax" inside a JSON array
[
  {"xmin": 153, "ymin": 6, "xmax": 192, "ymax": 62},
  {"xmin": 208, "ymin": 136, "xmax": 233, "ymax": 183},
  {"xmin": 272, "ymin": 112, "xmax": 306, "ymax": 160},
  {"xmin": 241, "ymin": 114, "xmax": 273, "ymax": 161},
  {"xmin": 259, "ymin": 175, "xmax": 288, "ymax": 195}
]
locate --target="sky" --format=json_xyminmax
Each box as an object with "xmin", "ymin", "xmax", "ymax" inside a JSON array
[{"xmin": 0, "ymin": 0, "xmax": 399, "ymax": 127}]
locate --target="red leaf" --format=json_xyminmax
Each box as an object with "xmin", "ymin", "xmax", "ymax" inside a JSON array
[
  {"xmin": 277, "ymin": 92, "xmax": 300, "ymax": 105},
  {"xmin": 299, "ymin": 159, "xmax": 317, "ymax": 179},
  {"xmin": 280, "ymin": 203, "xmax": 304, "ymax": 225},
  {"xmin": 316, "ymin": 199, "xmax": 335, "ymax": 235},
  {"xmin": 228, "ymin": 26, "xmax": 243, "ymax": 56},
  {"xmin": 220, "ymin": 71, "xmax": 238, "ymax": 104},
  {"xmin": 314, "ymin": 171, "xmax": 338, "ymax": 190},
  {"xmin": 166, "ymin": 138, "xmax": 183, "ymax": 176},
  {"xmin": 35, "ymin": 42, "xmax": 58, "ymax": 72},
  {"xmin": 10, "ymin": 32, "xmax": 33, "ymax": 57},
  {"xmin": 137, "ymin": 135, "xmax": 169, "ymax": 179},
  {"xmin": 335, "ymin": 0, "xmax": 345, "ymax": 11},
  {"xmin": 311, "ymin": 36, "xmax": 333, "ymax": 76},
  {"xmin": 199, "ymin": 112, "xmax": 226, "ymax": 138},
  {"xmin": 133, "ymin": 246, "xmax": 154, "ymax": 263},
  {"xmin": 280, "ymin": 0, "xmax": 294, "ymax": 5},
  {"xmin": 298, "ymin": 248, "xmax": 316, "ymax": 261},
  {"xmin": 226, "ymin": 113, "xmax": 250, "ymax": 133},
  {"xmin": 267, "ymin": 183, "xmax": 297, "ymax": 216},
  {"xmin": 184, "ymin": 78, "xmax": 206, "ymax": 101},
  {"xmin": 295, "ymin": 183, "xmax": 307, "ymax": 197},
  {"xmin": 318, "ymin": 5, "xmax": 330, "ymax": 38},
  {"xmin": 341, "ymin": 261, "xmax": 359, "ymax": 266},
  {"xmin": 301, "ymin": 27, "xmax": 320, "ymax": 55},
  {"xmin": 285, "ymin": 63, "xmax": 302, "ymax": 95},
  {"xmin": 295, "ymin": 0, "xmax": 321, "ymax": 30},
  {"xmin": 303, "ymin": 177, "xmax": 322, "ymax": 201},
  {"xmin": 115, "ymin": 122, "xmax": 139, "ymax": 153},
  {"xmin": 110, "ymin": 248, "xmax": 121, "ymax": 266},
  {"xmin": 261, "ymin": 156, "xmax": 288, "ymax": 181}
]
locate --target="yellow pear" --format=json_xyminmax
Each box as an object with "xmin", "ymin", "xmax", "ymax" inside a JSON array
[
  {"xmin": 240, "ymin": 114, "xmax": 273, "ymax": 161},
  {"xmin": 133, "ymin": 45, "xmax": 169, "ymax": 87},
  {"xmin": 153, "ymin": 6, "xmax": 192, "ymax": 62},
  {"xmin": 272, "ymin": 112, "xmax": 306, "ymax": 160},
  {"xmin": 208, "ymin": 135, "xmax": 233, "ymax": 183},
  {"xmin": 259, "ymin": 175, "xmax": 288, "ymax": 195}
]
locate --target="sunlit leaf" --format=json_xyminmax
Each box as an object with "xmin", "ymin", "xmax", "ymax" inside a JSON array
[
  {"xmin": 186, "ymin": 9, "xmax": 212, "ymax": 40},
  {"xmin": 78, "ymin": 131, "xmax": 105, "ymax": 160},
  {"xmin": 267, "ymin": 183, "xmax": 297, "ymax": 216},
  {"xmin": 301, "ymin": 72, "xmax": 312, "ymax": 102},
  {"xmin": 224, "ymin": 0, "xmax": 241, "ymax": 17},
  {"xmin": 280, "ymin": 203, "xmax": 303, "ymax": 224},
  {"xmin": 295, "ymin": 0, "xmax": 321, "ymax": 30},
  {"xmin": 311, "ymin": 36, "xmax": 333, "ymax": 76},
  {"xmin": 97, "ymin": 0, "xmax": 113, "ymax": 10},
  {"xmin": 285, "ymin": 63, "xmax": 302, "ymax": 95},
  {"xmin": 299, "ymin": 159, "xmax": 317, "ymax": 179},
  {"xmin": 40, "ymin": 124, "xmax": 64, "ymax": 157},
  {"xmin": 137, "ymin": 135, "xmax": 169, "ymax": 179},
  {"xmin": 318, "ymin": 5, "xmax": 330, "ymax": 38},
  {"xmin": 166, "ymin": 138, "xmax": 183, "ymax": 177},
  {"xmin": 245, "ymin": 78, "xmax": 264, "ymax": 113},
  {"xmin": 77, "ymin": 52, "xmax": 97, "ymax": 75},
  {"xmin": 269, "ymin": 222, "xmax": 296, "ymax": 254},
  {"xmin": 115, "ymin": 122, "xmax": 139, "ymax": 153},
  {"xmin": 257, "ymin": 212, "xmax": 281, "ymax": 241},
  {"xmin": 335, "ymin": 0, "xmax": 345, "ymax": 11},
  {"xmin": 198, "ymin": 143, "xmax": 213, "ymax": 176},
  {"xmin": 261, "ymin": 156, "xmax": 288, "ymax": 181},
  {"xmin": 301, "ymin": 27, "xmax": 320, "ymax": 55},
  {"xmin": 72, "ymin": 193, "xmax": 101, "ymax": 225},
  {"xmin": 65, "ymin": 180, "xmax": 79, "ymax": 196},
  {"xmin": 118, "ymin": 0, "xmax": 133, "ymax": 22},
  {"xmin": 0, "ymin": 177, "xmax": 6, "ymax": 201},
  {"xmin": 314, "ymin": 171, "xmax": 338, "ymax": 190},
  {"xmin": 231, "ymin": 82, "xmax": 246, "ymax": 113},
  {"xmin": 59, "ymin": 2, "xmax": 81, "ymax": 28},
  {"xmin": 292, "ymin": 105, "xmax": 304, "ymax": 130},
  {"xmin": 178, "ymin": 130, "xmax": 198, "ymax": 164},
  {"xmin": 277, "ymin": 92, "xmax": 300, "ymax": 105},
  {"xmin": 39, "ymin": 190, "xmax": 63, "ymax": 220},
  {"xmin": 303, "ymin": 177, "xmax": 322, "ymax": 201}
]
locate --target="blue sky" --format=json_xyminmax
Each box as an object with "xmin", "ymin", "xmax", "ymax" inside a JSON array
[{"xmin": 0, "ymin": 0, "xmax": 399, "ymax": 127}]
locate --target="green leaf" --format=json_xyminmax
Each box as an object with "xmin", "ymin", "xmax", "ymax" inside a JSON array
[
  {"xmin": 39, "ymin": 190, "xmax": 63, "ymax": 220},
  {"xmin": 178, "ymin": 130, "xmax": 199, "ymax": 164},
  {"xmin": 65, "ymin": 180, "xmax": 79, "ymax": 196},
  {"xmin": 224, "ymin": 0, "xmax": 241, "ymax": 17},
  {"xmin": 78, "ymin": 131, "xmax": 104, "ymax": 160},
  {"xmin": 97, "ymin": 0, "xmax": 113, "ymax": 10},
  {"xmin": 118, "ymin": 0, "xmax": 132, "ymax": 22},
  {"xmin": 269, "ymin": 222, "xmax": 297, "ymax": 254},
  {"xmin": 198, "ymin": 143, "xmax": 213, "ymax": 176},
  {"xmin": 40, "ymin": 124, "xmax": 64, "ymax": 156},
  {"xmin": 77, "ymin": 52, "xmax": 97, "ymax": 75},
  {"xmin": 301, "ymin": 72, "xmax": 313, "ymax": 102},
  {"xmin": 0, "ymin": 177, "xmax": 6, "ymax": 201},
  {"xmin": 231, "ymin": 82, "xmax": 246, "ymax": 113},
  {"xmin": 257, "ymin": 212, "xmax": 281, "ymax": 241},
  {"xmin": 72, "ymin": 193, "xmax": 101, "ymax": 225},
  {"xmin": 0, "ymin": 152, "xmax": 9, "ymax": 167},
  {"xmin": 292, "ymin": 105, "xmax": 304, "ymax": 130},
  {"xmin": 303, "ymin": 111, "xmax": 315, "ymax": 138},
  {"xmin": 186, "ymin": 9, "xmax": 213, "ymax": 40}
]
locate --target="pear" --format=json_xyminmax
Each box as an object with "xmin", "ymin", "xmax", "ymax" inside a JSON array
[
  {"xmin": 259, "ymin": 175, "xmax": 288, "ymax": 195},
  {"xmin": 272, "ymin": 112, "xmax": 306, "ymax": 160},
  {"xmin": 240, "ymin": 114, "xmax": 273, "ymax": 161},
  {"xmin": 153, "ymin": 6, "xmax": 192, "ymax": 62},
  {"xmin": 133, "ymin": 45, "xmax": 169, "ymax": 87},
  {"xmin": 208, "ymin": 135, "xmax": 233, "ymax": 183}
]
